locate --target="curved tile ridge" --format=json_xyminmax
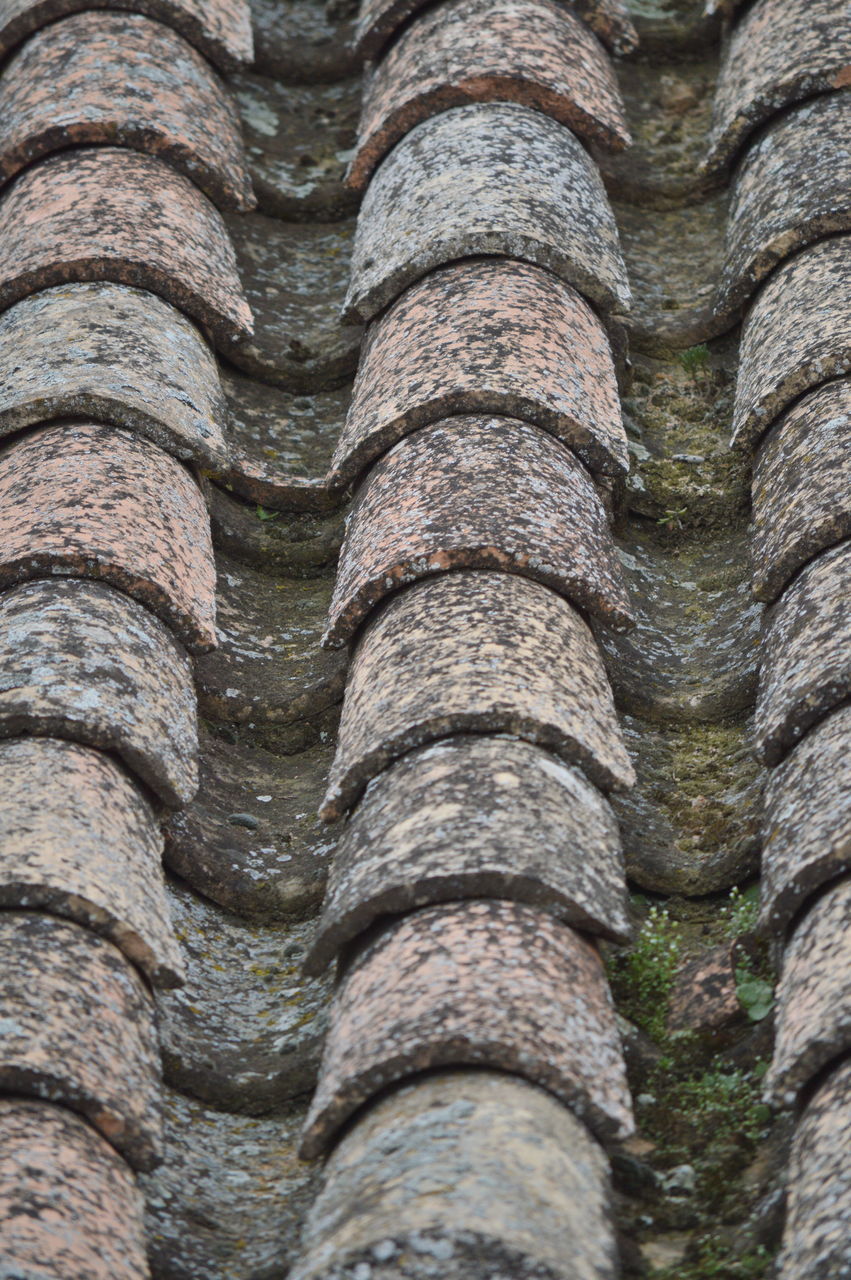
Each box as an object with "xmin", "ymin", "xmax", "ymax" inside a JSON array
[
  {"xmin": 342, "ymin": 101, "xmax": 631, "ymax": 324},
  {"xmin": 703, "ymin": 0, "xmax": 851, "ymax": 176},
  {"xmin": 292, "ymin": 1071, "xmax": 618, "ymax": 1280},
  {"xmin": 320, "ymin": 570, "xmax": 635, "ymax": 821},
  {"xmin": 324, "ymin": 416, "xmax": 634, "ymax": 648},
  {"xmin": 330, "ymin": 258, "xmax": 628, "ymax": 490},
  {"xmin": 0, "ymin": 0, "xmax": 253, "ymax": 70},
  {"xmin": 0, "ymin": 146, "xmax": 253, "ymax": 348},
  {"xmin": 0, "ymin": 1098, "xmax": 149, "ymax": 1280},
  {"xmin": 347, "ymin": 0, "xmax": 630, "ymax": 192},
  {"xmin": 0, "ymin": 284, "xmax": 229, "ymax": 467},
  {"xmin": 0, "ymin": 11, "xmax": 255, "ymax": 211},
  {"xmin": 300, "ymin": 900, "xmax": 634, "ymax": 1159}
]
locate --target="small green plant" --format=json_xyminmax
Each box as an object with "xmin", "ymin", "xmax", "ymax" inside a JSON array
[
  {"xmin": 655, "ymin": 1238, "xmax": 774, "ymax": 1279},
  {"xmin": 735, "ymin": 957, "xmax": 774, "ymax": 1023},
  {"xmin": 255, "ymin": 504, "xmax": 279, "ymax": 522},
  {"xmin": 657, "ymin": 505, "xmax": 689, "ymax": 528},
  {"xmin": 609, "ymin": 905, "xmax": 681, "ymax": 1041},
  {"xmin": 721, "ymin": 884, "xmax": 760, "ymax": 939},
  {"xmin": 679, "ymin": 343, "xmax": 710, "ymax": 380}
]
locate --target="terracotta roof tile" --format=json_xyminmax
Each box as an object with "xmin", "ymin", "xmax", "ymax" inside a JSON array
[
  {"xmin": 704, "ymin": 0, "xmax": 851, "ymax": 174},
  {"xmin": 753, "ymin": 539, "xmax": 851, "ymax": 767},
  {"xmin": 347, "ymin": 0, "xmax": 630, "ymax": 192},
  {"xmin": 766, "ymin": 876, "xmax": 851, "ymax": 1109},
  {"xmin": 731, "ymin": 238, "xmax": 851, "ymax": 451},
  {"xmin": 301, "ymin": 899, "xmax": 634, "ymax": 1158},
  {"xmin": 0, "ymin": 147, "xmax": 253, "ymax": 347},
  {"xmin": 325, "ymin": 416, "xmax": 634, "ymax": 647},
  {"xmin": 759, "ymin": 705, "xmax": 851, "ymax": 939},
  {"xmin": 0, "ymin": 912, "xmax": 161, "ymax": 1170},
  {"xmin": 0, "ymin": 0, "xmax": 253, "ymax": 70},
  {"xmin": 305, "ymin": 734, "xmax": 630, "ymax": 975},
  {"xmin": 751, "ymin": 379, "xmax": 851, "ymax": 603},
  {"xmin": 292, "ymin": 1071, "xmax": 616, "ymax": 1280},
  {"xmin": 0, "ymin": 283, "xmax": 229, "ymax": 468},
  {"xmin": 342, "ymin": 102, "xmax": 631, "ymax": 323},
  {"xmin": 0, "ymin": 422, "xmax": 216, "ymax": 653},
  {"xmin": 0, "ymin": 737, "xmax": 183, "ymax": 988},
  {"xmin": 0, "ymin": 1098, "xmax": 149, "ymax": 1280},
  {"xmin": 205, "ymin": 481, "xmax": 344, "ymax": 578},
  {"xmin": 321, "ymin": 570, "xmax": 634, "ymax": 821},
  {"xmin": 0, "ymin": 578, "xmax": 197, "ymax": 807},
  {"xmin": 330, "ymin": 258, "xmax": 628, "ymax": 490},
  {"xmin": 0, "ymin": 12, "xmax": 254, "ymax": 211}
]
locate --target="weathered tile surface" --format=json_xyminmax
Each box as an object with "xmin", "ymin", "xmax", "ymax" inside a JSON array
[
  {"xmin": 321, "ymin": 571, "xmax": 634, "ymax": 821},
  {"xmin": 0, "ymin": 422, "xmax": 216, "ymax": 653},
  {"xmin": 292, "ymin": 1071, "xmax": 617, "ymax": 1280},
  {"xmin": 301, "ymin": 899, "xmax": 633, "ymax": 1158},
  {"xmin": 330, "ymin": 259, "xmax": 628, "ymax": 489},
  {"xmin": 0, "ymin": 147, "xmax": 253, "ymax": 347},
  {"xmin": 343, "ymin": 102, "xmax": 631, "ymax": 323},
  {"xmin": 251, "ymin": 0, "xmax": 358, "ymax": 83},
  {"xmin": 348, "ymin": 0, "xmax": 630, "ymax": 191},
  {"xmin": 751, "ymin": 379, "xmax": 851, "ymax": 603},
  {"xmin": 306, "ymin": 734, "xmax": 629, "ymax": 975},
  {"xmin": 667, "ymin": 942, "xmax": 741, "ymax": 1035},
  {"xmin": 753, "ymin": 539, "xmax": 851, "ymax": 767},
  {"xmin": 205, "ymin": 481, "xmax": 345, "ymax": 578},
  {"xmin": 766, "ymin": 876, "xmax": 851, "ymax": 1109},
  {"xmin": 0, "ymin": 578, "xmax": 197, "ymax": 808},
  {"xmin": 0, "ymin": 1099, "xmax": 149, "ymax": 1280},
  {"xmin": 705, "ymin": 0, "xmax": 851, "ymax": 174},
  {"xmin": 760, "ymin": 706, "xmax": 851, "ymax": 939},
  {"xmin": 731, "ymin": 238, "xmax": 851, "ymax": 451},
  {"xmin": 0, "ymin": 283, "xmax": 228, "ymax": 467},
  {"xmin": 0, "ymin": 912, "xmax": 161, "ymax": 1170},
  {"xmin": 326, "ymin": 416, "xmax": 633, "ymax": 647},
  {"xmin": 0, "ymin": 12, "xmax": 254, "ymax": 210},
  {"xmin": 0, "ymin": 737, "xmax": 182, "ymax": 988},
  {"xmin": 0, "ymin": 0, "xmax": 253, "ymax": 69}
]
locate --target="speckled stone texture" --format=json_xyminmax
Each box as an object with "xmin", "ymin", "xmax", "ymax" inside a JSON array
[
  {"xmin": 0, "ymin": 912, "xmax": 161, "ymax": 1170},
  {"xmin": 0, "ymin": 422, "xmax": 216, "ymax": 653},
  {"xmin": 353, "ymin": 0, "xmax": 637, "ymax": 59},
  {"xmin": 0, "ymin": 283, "xmax": 228, "ymax": 466},
  {"xmin": 348, "ymin": 0, "xmax": 630, "ymax": 191},
  {"xmin": 330, "ymin": 259, "xmax": 627, "ymax": 489},
  {"xmin": 343, "ymin": 102, "xmax": 631, "ymax": 324},
  {"xmin": 731, "ymin": 239, "xmax": 851, "ymax": 451},
  {"xmin": 0, "ymin": 578, "xmax": 197, "ymax": 808},
  {"xmin": 321, "ymin": 571, "xmax": 634, "ymax": 821},
  {"xmin": 0, "ymin": 0, "xmax": 253, "ymax": 70},
  {"xmin": 753, "ymin": 539, "xmax": 851, "ymax": 767},
  {"xmin": 766, "ymin": 876, "xmax": 851, "ymax": 1109},
  {"xmin": 751, "ymin": 380, "xmax": 851, "ymax": 603},
  {"xmin": 667, "ymin": 943, "xmax": 741, "ymax": 1035},
  {"xmin": 293, "ymin": 1071, "xmax": 617, "ymax": 1280},
  {"xmin": 0, "ymin": 147, "xmax": 253, "ymax": 347},
  {"xmin": 301, "ymin": 899, "xmax": 633, "ymax": 1158},
  {"xmin": 779, "ymin": 1057, "xmax": 851, "ymax": 1279},
  {"xmin": 704, "ymin": 0, "xmax": 851, "ymax": 174},
  {"xmin": 0, "ymin": 1099, "xmax": 149, "ymax": 1280},
  {"xmin": 0, "ymin": 737, "xmax": 182, "ymax": 988},
  {"xmin": 0, "ymin": 12, "xmax": 254, "ymax": 210},
  {"xmin": 306, "ymin": 735, "xmax": 629, "ymax": 975},
  {"xmin": 760, "ymin": 706, "xmax": 851, "ymax": 939},
  {"xmin": 326, "ymin": 417, "xmax": 633, "ymax": 647}
]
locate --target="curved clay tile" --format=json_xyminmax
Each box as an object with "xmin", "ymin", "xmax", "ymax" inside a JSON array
[
  {"xmin": 0, "ymin": 284, "xmax": 228, "ymax": 467},
  {"xmin": 330, "ymin": 259, "xmax": 627, "ymax": 489},
  {"xmin": 0, "ymin": 578, "xmax": 198, "ymax": 808},
  {"xmin": 300, "ymin": 899, "xmax": 634, "ymax": 1158},
  {"xmin": 704, "ymin": 0, "xmax": 851, "ymax": 174},
  {"xmin": 347, "ymin": 0, "xmax": 630, "ymax": 191},
  {"xmin": 305, "ymin": 734, "xmax": 630, "ymax": 976},
  {"xmin": 0, "ymin": 0, "xmax": 253, "ymax": 70},
  {"xmin": 342, "ymin": 102, "xmax": 631, "ymax": 323},
  {"xmin": 324, "ymin": 416, "xmax": 634, "ymax": 647},
  {"xmin": 0, "ymin": 737, "xmax": 183, "ymax": 989},
  {"xmin": 320, "ymin": 570, "xmax": 634, "ymax": 821},
  {"xmin": 0, "ymin": 912, "xmax": 161, "ymax": 1171},
  {"xmin": 0, "ymin": 12, "xmax": 254, "ymax": 211},
  {"xmin": 0, "ymin": 147, "xmax": 253, "ymax": 348},
  {"xmin": 0, "ymin": 422, "xmax": 217, "ymax": 653}
]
